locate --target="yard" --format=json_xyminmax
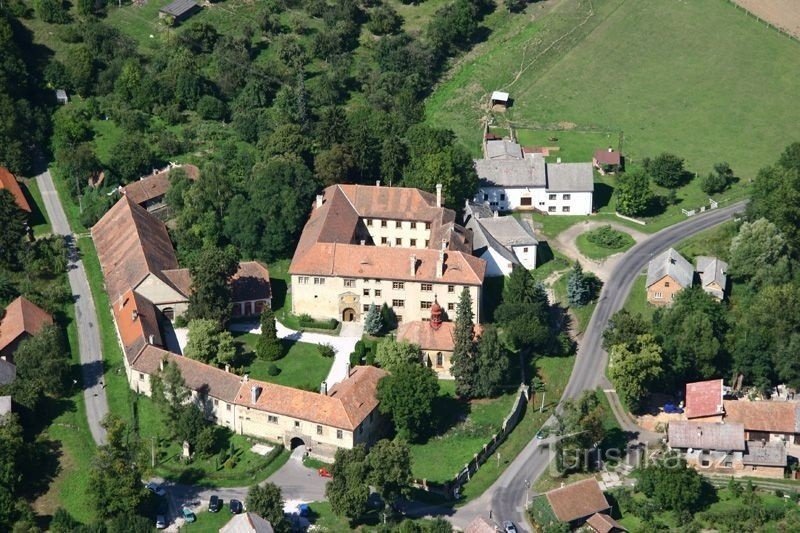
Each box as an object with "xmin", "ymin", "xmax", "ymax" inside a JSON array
[
  {"xmin": 231, "ymin": 332, "xmax": 333, "ymax": 391},
  {"xmin": 622, "ymin": 274, "xmax": 656, "ymax": 322},
  {"xmin": 428, "ymin": 0, "xmax": 800, "ymax": 227},
  {"xmin": 552, "ymin": 272, "xmax": 597, "ymax": 335},
  {"xmin": 575, "ymin": 226, "xmax": 635, "ymax": 260}
]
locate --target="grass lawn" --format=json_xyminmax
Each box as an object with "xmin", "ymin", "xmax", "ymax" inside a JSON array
[
  {"xmin": 575, "ymin": 226, "xmax": 635, "ymax": 260},
  {"xmin": 231, "ymin": 333, "xmax": 333, "ymax": 391},
  {"xmin": 181, "ymin": 509, "xmax": 234, "ymax": 532},
  {"xmin": 530, "ymin": 251, "xmax": 571, "ymax": 284},
  {"xmin": 622, "ymin": 274, "xmax": 656, "ymax": 322},
  {"xmin": 675, "ymin": 220, "xmax": 737, "ymax": 263},
  {"xmin": 21, "ymin": 178, "xmax": 52, "ymax": 237},
  {"xmin": 428, "ymin": 0, "xmax": 800, "ymax": 226},
  {"xmin": 552, "ymin": 273, "xmax": 597, "ymax": 335}
]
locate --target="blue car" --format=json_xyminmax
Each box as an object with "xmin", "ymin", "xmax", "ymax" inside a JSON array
[{"xmin": 664, "ymin": 403, "xmax": 684, "ymax": 414}]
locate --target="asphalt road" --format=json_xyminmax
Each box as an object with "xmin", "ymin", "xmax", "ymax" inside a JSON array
[
  {"xmin": 452, "ymin": 202, "xmax": 747, "ymax": 531},
  {"xmin": 36, "ymin": 170, "xmax": 109, "ymax": 445}
]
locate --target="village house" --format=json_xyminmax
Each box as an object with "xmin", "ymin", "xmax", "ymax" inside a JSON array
[
  {"xmin": 0, "ymin": 296, "xmax": 53, "ymax": 361},
  {"xmin": 120, "ymin": 163, "xmax": 199, "ymax": 217},
  {"xmin": 464, "ymin": 202, "xmax": 538, "ymax": 276},
  {"xmin": 723, "ymin": 399, "xmax": 800, "ymax": 444},
  {"xmin": 667, "ymin": 420, "xmax": 787, "ymax": 479},
  {"xmin": 395, "ymin": 300, "xmax": 482, "ymax": 379},
  {"xmin": 531, "ymin": 478, "xmax": 614, "ymax": 530},
  {"xmin": 645, "ymin": 248, "xmax": 693, "ymax": 305},
  {"xmin": 695, "ymin": 256, "xmax": 728, "ymax": 300},
  {"xmin": 685, "ymin": 379, "xmax": 725, "ymax": 421},
  {"xmin": 289, "ymin": 184, "xmax": 486, "ymax": 324},
  {"xmin": 158, "ymin": 0, "xmax": 200, "ymax": 23},
  {"xmin": 220, "ymin": 513, "xmax": 274, "ymax": 533},
  {"xmin": 0, "ymin": 167, "xmax": 31, "ymax": 213},
  {"xmin": 592, "ymin": 148, "xmax": 622, "ymax": 175},
  {"xmin": 464, "ymin": 516, "xmax": 498, "ymax": 533},
  {"xmin": 473, "ymin": 139, "xmax": 594, "ymax": 215}
]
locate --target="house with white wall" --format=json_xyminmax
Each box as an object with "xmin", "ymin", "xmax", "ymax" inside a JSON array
[
  {"xmin": 463, "ymin": 202, "xmax": 537, "ymax": 276},
  {"xmin": 473, "ymin": 140, "xmax": 594, "ymax": 215}
]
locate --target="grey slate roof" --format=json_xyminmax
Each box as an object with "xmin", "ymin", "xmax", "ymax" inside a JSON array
[
  {"xmin": 0, "ymin": 359, "xmax": 16, "ymax": 386},
  {"xmin": 668, "ymin": 421, "xmax": 745, "ymax": 451},
  {"xmin": 474, "ymin": 154, "xmax": 546, "ymax": 188},
  {"xmin": 478, "ymin": 216, "xmax": 538, "ymax": 248},
  {"xmin": 743, "ymin": 440, "xmax": 787, "ymax": 467},
  {"xmin": 545, "ymin": 162, "xmax": 595, "ymax": 192},
  {"xmin": 464, "ymin": 203, "xmax": 537, "ymax": 267},
  {"xmin": 160, "ymin": 0, "xmax": 198, "ymax": 17},
  {"xmin": 696, "ymin": 256, "xmax": 728, "ymax": 289},
  {"xmin": 646, "ymin": 248, "xmax": 693, "ymax": 288},
  {"xmin": 485, "ymin": 139, "xmax": 523, "ymax": 160}
]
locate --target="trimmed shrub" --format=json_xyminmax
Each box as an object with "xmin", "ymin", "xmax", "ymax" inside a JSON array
[{"xmin": 267, "ymin": 363, "xmax": 280, "ymax": 376}]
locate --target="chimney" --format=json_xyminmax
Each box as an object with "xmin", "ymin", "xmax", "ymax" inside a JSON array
[
  {"xmin": 493, "ymin": 210, "xmax": 499, "ymax": 218},
  {"xmin": 225, "ymin": 364, "xmax": 230, "ymax": 373},
  {"xmin": 409, "ymin": 254, "xmax": 417, "ymax": 277},
  {"xmin": 436, "ymin": 183, "xmax": 442, "ymax": 207},
  {"xmin": 243, "ymin": 374, "xmax": 249, "ymax": 383},
  {"xmin": 251, "ymin": 385, "xmax": 262, "ymax": 403},
  {"xmin": 148, "ymin": 334, "xmax": 155, "ymax": 344},
  {"xmin": 436, "ymin": 250, "xmax": 444, "ymax": 279},
  {"xmin": 320, "ymin": 381, "xmax": 328, "ymax": 395},
  {"xmin": 360, "ymin": 239, "xmax": 365, "ymax": 246},
  {"xmin": 608, "ymin": 146, "xmax": 613, "ymax": 153},
  {"xmin": 132, "ymin": 309, "xmax": 139, "ymax": 321},
  {"xmin": 375, "ymin": 180, "xmax": 381, "ymax": 187},
  {"xmin": 316, "ymin": 194, "xmax": 324, "ymax": 208},
  {"xmin": 159, "ymin": 358, "xmax": 165, "ymax": 371},
  {"xmin": 346, "ymin": 363, "xmax": 351, "ymax": 377},
  {"xmin": 556, "ymin": 157, "xmax": 562, "ymax": 163}
]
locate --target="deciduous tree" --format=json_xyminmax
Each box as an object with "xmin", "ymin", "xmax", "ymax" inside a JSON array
[
  {"xmin": 608, "ymin": 334, "xmax": 663, "ymax": 412},
  {"xmin": 187, "ymin": 244, "xmax": 239, "ymax": 324},
  {"xmin": 151, "ymin": 358, "xmax": 190, "ymax": 423},
  {"xmin": 184, "ymin": 319, "xmax": 237, "ymax": 365},
  {"xmin": 0, "ymin": 190, "xmax": 27, "ymax": 269},
  {"xmin": 645, "ymin": 152, "xmax": 687, "ymax": 188},
  {"xmin": 366, "ymin": 439, "xmax": 412, "ymax": 510},
  {"xmin": 375, "ymin": 338, "xmax": 421, "ymax": 372},
  {"xmin": 377, "ymin": 362, "xmax": 439, "ymax": 442},
  {"xmin": 327, "ymin": 446, "xmax": 370, "ymax": 523},
  {"xmin": 602, "ymin": 310, "xmax": 650, "ymax": 351},
  {"xmin": 614, "ymin": 169, "xmax": 652, "ymax": 217},
  {"xmin": 246, "ymin": 483, "xmax": 289, "ymax": 533},
  {"xmin": 729, "ymin": 218, "xmax": 791, "ymax": 287}
]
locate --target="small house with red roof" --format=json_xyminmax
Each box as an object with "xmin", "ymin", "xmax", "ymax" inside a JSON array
[
  {"xmin": 0, "ymin": 167, "xmax": 31, "ymax": 213},
  {"xmin": 685, "ymin": 379, "xmax": 725, "ymax": 421},
  {"xmin": 592, "ymin": 148, "xmax": 622, "ymax": 174},
  {"xmin": 0, "ymin": 297, "xmax": 53, "ymax": 361},
  {"xmin": 530, "ymin": 478, "xmax": 613, "ymax": 530}
]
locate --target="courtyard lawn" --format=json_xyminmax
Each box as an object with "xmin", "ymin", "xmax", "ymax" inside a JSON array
[
  {"xmin": 575, "ymin": 226, "xmax": 635, "ymax": 260},
  {"xmin": 622, "ymin": 274, "xmax": 656, "ymax": 322},
  {"xmin": 428, "ymin": 0, "xmax": 800, "ymax": 228},
  {"xmin": 231, "ymin": 332, "xmax": 333, "ymax": 391}
]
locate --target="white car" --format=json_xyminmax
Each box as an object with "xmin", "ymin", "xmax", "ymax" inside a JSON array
[
  {"xmin": 155, "ymin": 515, "xmax": 167, "ymax": 529},
  {"xmin": 145, "ymin": 482, "xmax": 167, "ymax": 497}
]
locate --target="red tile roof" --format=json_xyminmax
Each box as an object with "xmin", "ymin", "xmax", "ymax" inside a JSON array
[
  {"xmin": 235, "ymin": 366, "xmax": 387, "ymax": 430},
  {"xmin": 0, "ymin": 297, "xmax": 53, "ymax": 353},
  {"xmin": 121, "ymin": 164, "xmax": 199, "ymax": 206},
  {"xmin": 111, "ymin": 289, "xmax": 164, "ymax": 364},
  {"xmin": 91, "ymin": 196, "xmax": 180, "ymax": 303},
  {"xmin": 723, "ymin": 400, "xmax": 800, "ymax": 434},
  {"xmin": 0, "ymin": 167, "xmax": 31, "ymax": 212},
  {"xmin": 586, "ymin": 512, "xmax": 626, "ymax": 533},
  {"xmin": 464, "ymin": 516, "xmax": 497, "ymax": 533},
  {"xmin": 161, "ymin": 268, "xmax": 193, "ymax": 298},
  {"xmin": 545, "ymin": 478, "xmax": 610, "ymax": 523},
  {"xmin": 685, "ymin": 379, "xmax": 724, "ymax": 419},
  {"xmin": 593, "ymin": 149, "xmax": 621, "ymax": 166},
  {"xmin": 397, "ymin": 321, "xmax": 455, "ymax": 352},
  {"xmin": 232, "ymin": 261, "xmax": 271, "ymax": 302}
]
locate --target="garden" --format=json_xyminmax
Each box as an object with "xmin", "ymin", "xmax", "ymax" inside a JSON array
[{"xmin": 575, "ymin": 225, "xmax": 635, "ymax": 260}]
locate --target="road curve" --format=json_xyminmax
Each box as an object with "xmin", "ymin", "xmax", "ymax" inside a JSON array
[
  {"xmin": 455, "ymin": 202, "xmax": 747, "ymax": 531},
  {"xmin": 36, "ymin": 170, "xmax": 109, "ymax": 445}
]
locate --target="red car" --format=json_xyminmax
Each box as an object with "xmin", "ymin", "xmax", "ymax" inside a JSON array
[{"xmin": 318, "ymin": 468, "xmax": 332, "ymax": 478}]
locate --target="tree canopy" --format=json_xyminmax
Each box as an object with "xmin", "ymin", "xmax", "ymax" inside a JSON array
[{"xmin": 377, "ymin": 362, "xmax": 439, "ymax": 442}]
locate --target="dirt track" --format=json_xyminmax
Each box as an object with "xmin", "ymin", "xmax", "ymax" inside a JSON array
[{"xmin": 732, "ymin": 0, "xmax": 800, "ymax": 39}]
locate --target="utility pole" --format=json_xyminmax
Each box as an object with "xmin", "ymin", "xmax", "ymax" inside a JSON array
[
  {"xmin": 540, "ymin": 391, "xmax": 546, "ymax": 413},
  {"xmin": 524, "ymin": 479, "xmax": 531, "ymax": 507},
  {"xmin": 151, "ymin": 436, "xmax": 156, "ymax": 467}
]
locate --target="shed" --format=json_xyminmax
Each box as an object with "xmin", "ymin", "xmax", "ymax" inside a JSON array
[
  {"xmin": 55, "ymin": 89, "xmax": 68, "ymax": 105},
  {"xmin": 158, "ymin": 0, "xmax": 200, "ymax": 23},
  {"xmin": 490, "ymin": 91, "xmax": 510, "ymax": 109}
]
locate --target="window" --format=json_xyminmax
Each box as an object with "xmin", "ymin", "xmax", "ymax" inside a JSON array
[
  {"xmin": 448, "ymin": 285, "xmax": 455, "ymax": 293},
  {"xmin": 549, "ymin": 194, "xmax": 557, "ymax": 200},
  {"xmin": 314, "ymin": 277, "xmax": 325, "ymax": 285},
  {"xmin": 539, "ymin": 201, "xmax": 545, "ymax": 206},
  {"xmin": 664, "ymin": 282, "xmax": 670, "ymax": 288},
  {"xmin": 366, "ymin": 218, "xmax": 372, "ymax": 226},
  {"xmin": 139, "ymin": 372, "xmax": 145, "ymax": 381},
  {"xmin": 421, "ymin": 283, "xmax": 433, "ymax": 292},
  {"xmin": 227, "ymin": 404, "xmax": 231, "ymax": 411},
  {"xmin": 374, "ymin": 289, "xmax": 382, "ymax": 297},
  {"xmin": 411, "ymin": 222, "xmax": 417, "ymax": 229},
  {"xmin": 410, "ymin": 239, "xmax": 417, "ymax": 247},
  {"xmin": 336, "ymin": 429, "xmax": 343, "ymax": 439},
  {"xmin": 548, "ymin": 206, "xmax": 556, "ymax": 212},
  {"xmin": 298, "ymin": 276, "xmax": 309, "ymax": 284},
  {"xmin": 654, "ymin": 292, "xmax": 664, "ymax": 299},
  {"xmin": 268, "ymin": 415, "xmax": 278, "ymax": 423},
  {"xmin": 392, "ymin": 281, "xmax": 405, "ymax": 290},
  {"xmin": 381, "ymin": 220, "xmax": 387, "ymax": 228},
  {"xmin": 213, "ymin": 399, "xmax": 218, "ymax": 406},
  {"xmin": 344, "ymin": 279, "xmax": 356, "ymax": 288},
  {"xmin": 363, "ymin": 304, "xmax": 370, "ymax": 312},
  {"xmin": 381, "ymin": 237, "xmax": 388, "ymax": 245},
  {"xmin": 483, "ymin": 193, "xmax": 489, "ymax": 201},
  {"xmin": 425, "ymin": 222, "xmax": 431, "ymax": 230},
  {"xmin": 500, "ymin": 193, "xmax": 506, "ymax": 201},
  {"xmin": 424, "ymin": 240, "xmax": 430, "ymax": 248},
  {"xmin": 363, "ymin": 289, "xmax": 370, "ymax": 296},
  {"xmin": 392, "ymin": 299, "xmax": 405, "ymax": 307},
  {"xmin": 490, "ymin": 202, "xmax": 498, "ymax": 207},
  {"xmin": 448, "ymin": 303, "xmax": 455, "ymax": 311},
  {"xmin": 395, "ymin": 238, "xmax": 402, "ymax": 246},
  {"xmin": 436, "ymin": 352, "xmax": 443, "ymax": 367},
  {"xmin": 395, "ymin": 315, "xmax": 403, "ymax": 323},
  {"xmin": 317, "ymin": 425, "xmax": 323, "ymax": 435},
  {"xmin": 421, "ymin": 301, "xmax": 432, "ymax": 309},
  {"xmin": 562, "ymin": 206, "xmax": 570, "ymax": 213},
  {"xmin": 563, "ymin": 194, "xmax": 571, "ymax": 200},
  {"xmin": 294, "ymin": 420, "xmax": 300, "ymax": 428},
  {"xmin": 523, "ymin": 247, "xmax": 528, "ymax": 253}
]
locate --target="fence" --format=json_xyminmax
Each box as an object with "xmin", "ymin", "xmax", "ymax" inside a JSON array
[
  {"xmin": 614, "ymin": 212, "xmax": 646, "ymax": 226},
  {"xmin": 411, "ymin": 384, "xmax": 530, "ymax": 499},
  {"xmin": 723, "ymin": 1, "xmax": 800, "ymax": 44}
]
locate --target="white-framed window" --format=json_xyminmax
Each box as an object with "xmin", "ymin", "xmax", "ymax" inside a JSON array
[
  {"xmin": 139, "ymin": 372, "xmax": 145, "ymax": 381},
  {"xmin": 483, "ymin": 194, "xmax": 489, "ymax": 201},
  {"xmin": 410, "ymin": 239, "xmax": 417, "ymax": 247},
  {"xmin": 562, "ymin": 206, "xmax": 570, "ymax": 212},
  {"xmin": 392, "ymin": 299, "xmax": 405, "ymax": 307},
  {"xmin": 298, "ymin": 276, "xmax": 310, "ymax": 284},
  {"xmin": 381, "ymin": 220, "xmax": 387, "ymax": 228},
  {"xmin": 381, "ymin": 237, "xmax": 388, "ymax": 244},
  {"xmin": 421, "ymin": 283, "xmax": 433, "ymax": 292},
  {"xmin": 268, "ymin": 415, "xmax": 278, "ymax": 423},
  {"xmin": 294, "ymin": 420, "xmax": 300, "ymax": 428},
  {"xmin": 363, "ymin": 304, "xmax": 370, "ymax": 312},
  {"xmin": 227, "ymin": 404, "xmax": 231, "ymax": 411},
  {"xmin": 314, "ymin": 277, "xmax": 325, "ymax": 285},
  {"xmin": 337, "ymin": 429, "xmax": 343, "ymax": 439},
  {"xmin": 317, "ymin": 425, "xmax": 323, "ymax": 435},
  {"xmin": 548, "ymin": 206, "xmax": 556, "ymax": 212},
  {"xmin": 448, "ymin": 303, "xmax": 455, "ymax": 311},
  {"xmin": 549, "ymin": 194, "xmax": 557, "ymax": 200},
  {"xmin": 411, "ymin": 222, "xmax": 417, "ymax": 229},
  {"xmin": 395, "ymin": 238, "xmax": 402, "ymax": 246},
  {"xmin": 344, "ymin": 279, "xmax": 356, "ymax": 288},
  {"xmin": 654, "ymin": 292, "xmax": 664, "ymax": 299},
  {"xmin": 448, "ymin": 285, "xmax": 455, "ymax": 293},
  {"xmin": 363, "ymin": 289, "xmax": 370, "ymax": 296},
  {"xmin": 664, "ymin": 282, "xmax": 670, "ymax": 288},
  {"xmin": 374, "ymin": 289, "xmax": 382, "ymax": 297},
  {"xmin": 421, "ymin": 301, "xmax": 432, "ymax": 309},
  {"xmin": 366, "ymin": 219, "xmax": 372, "ymax": 226},
  {"xmin": 500, "ymin": 193, "xmax": 506, "ymax": 201},
  {"xmin": 393, "ymin": 281, "xmax": 405, "ymax": 290},
  {"xmin": 563, "ymin": 193, "xmax": 571, "ymax": 200},
  {"xmin": 523, "ymin": 247, "xmax": 528, "ymax": 253},
  {"xmin": 425, "ymin": 222, "xmax": 431, "ymax": 230},
  {"xmin": 436, "ymin": 352, "xmax": 443, "ymax": 367}
]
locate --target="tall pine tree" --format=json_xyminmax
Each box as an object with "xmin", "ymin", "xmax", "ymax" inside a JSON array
[
  {"xmin": 567, "ymin": 261, "xmax": 591, "ymax": 306},
  {"xmin": 363, "ymin": 304, "xmax": 383, "ymax": 335},
  {"xmin": 256, "ymin": 307, "xmax": 283, "ymax": 361},
  {"xmin": 450, "ymin": 288, "xmax": 478, "ymax": 397}
]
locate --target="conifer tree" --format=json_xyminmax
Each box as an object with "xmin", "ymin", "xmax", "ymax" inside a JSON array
[
  {"xmin": 363, "ymin": 304, "xmax": 383, "ymax": 335},
  {"xmin": 450, "ymin": 288, "xmax": 478, "ymax": 397},
  {"xmin": 256, "ymin": 307, "xmax": 283, "ymax": 361},
  {"xmin": 567, "ymin": 261, "xmax": 591, "ymax": 306}
]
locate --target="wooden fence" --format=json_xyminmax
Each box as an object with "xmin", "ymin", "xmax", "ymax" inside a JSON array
[{"xmin": 723, "ymin": 1, "xmax": 800, "ymax": 43}]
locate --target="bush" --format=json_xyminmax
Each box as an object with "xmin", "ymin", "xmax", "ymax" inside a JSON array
[
  {"xmin": 173, "ymin": 314, "xmax": 188, "ymax": 328},
  {"xmin": 318, "ymin": 343, "xmax": 335, "ymax": 358},
  {"xmin": 266, "ymin": 363, "xmax": 280, "ymax": 376},
  {"xmin": 196, "ymin": 95, "xmax": 227, "ymax": 120},
  {"xmin": 585, "ymin": 225, "xmax": 629, "ymax": 249},
  {"xmin": 297, "ymin": 314, "xmax": 338, "ymax": 330}
]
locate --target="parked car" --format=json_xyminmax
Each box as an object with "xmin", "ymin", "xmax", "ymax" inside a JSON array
[
  {"xmin": 318, "ymin": 467, "xmax": 332, "ymax": 478},
  {"xmin": 146, "ymin": 482, "xmax": 167, "ymax": 497},
  {"xmin": 182, "ymin": 507, "xmax": 197, "ymax": 523},
  {"xmin": 664, "ymin": 403, "xmax": 684, "ymax": 414},
  {"xmin": 502, "ymin": 521, "xmax": 518, "ymax": 533},
  {"xmin": 209, "ymin": 495, "xmax": 222, "ymax": 512},
  {"xmin": 155, "ymin": 515, "xmax": 167, "ymax": 529},
  {"xmin": 230, "ymin": 499, "xmax": 244, "ymax": 514}
]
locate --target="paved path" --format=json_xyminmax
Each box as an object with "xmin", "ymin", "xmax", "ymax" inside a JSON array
[
  {"xmin": 443, "ymin": 202, "xmax": 747, "ymax": 531},
  {"xmin": 36, "ymin": 170, "xmax": 108, "ymax": 445},
  {"xmin": 228, "ymin": 321, "xmax": 362, "ymax": 387}
]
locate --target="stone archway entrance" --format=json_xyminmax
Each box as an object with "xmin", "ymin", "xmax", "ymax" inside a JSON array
[
  {"xmin": 342, "ymin": 308, "xmax": 356, "ymax": 322},
  {"xmin": 290, "ymin": 437, "xmax": 305, "ymax": 450}
]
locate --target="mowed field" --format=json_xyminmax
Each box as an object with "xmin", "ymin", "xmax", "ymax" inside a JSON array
[{"xmin": 427, "ymin": 0, "xmax": 800, "ymax": 180}]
